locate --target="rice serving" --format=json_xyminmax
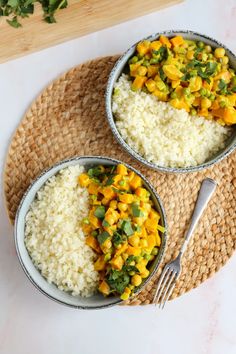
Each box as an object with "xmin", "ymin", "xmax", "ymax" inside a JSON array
[
  {"xmin": 25, "ymin": 165, "xmax": 99, "ymax": 297},
  {"xmin": 112, "ymin": 74, "xmax": 232, "ymax": 168}
]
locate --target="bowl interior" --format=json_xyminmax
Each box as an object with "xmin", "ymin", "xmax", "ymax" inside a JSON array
[
  {"xmin": 15, "ymin": 156, "xmax": 167, "ymax": 309},
  {"xmin": 106, "ymin": 30, "xmax": 236, "ymax": 173}
]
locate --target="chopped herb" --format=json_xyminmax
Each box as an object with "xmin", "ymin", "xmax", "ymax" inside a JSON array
[
  {"xmin": 134, "ymin": 224, "xmax": 141, "ymax": 233},
  {"xmin": 1, "ymin": 0, "xmax": 68, "ymax": 27},
  {"xmin": 198, "ymin": 62, "xmax": 217, "ymax": 79},
  {"xmin": 88, "ymin": 166, "xmax": 104, "ymax": 178},
  {"xmin": 159, "ymin": 67, "xmax": 166, "ymax": 82},
  {"xmin": 123, "ymin": 265, "xmax": 138, "ymax": 273},
  {"xmin": 218, "ymin": 79, "xmax": 227, "ymax": 91},
  {"xmin": 194, "ymin": 47, "xmax": 204, "ymax": 58},
  {"xmin": 131, "ymin": 203, "xmax": 144, "ymax": 217},
  {"xmin": 126, "ymin": 255, "xmax": 135, "ymax": 264},
  {"xmin": 121, "ymin": 220, "xmax": 134, "ymax": 236},
  {"xmin": 112, "ymin": 187, "xmax": 121, "ymax": 194},
  {"xmin": 91, "ymin": 230, "xmax": 98, "ymax": 237},
  {"xmin": 181, "ymin": 72, "xmax": 191, "ymax": 82},
  {"xmin": 110, "ymin": 166, "xmax": 116, "ymax": 173},
  {"xmin": 113, "ymin": 231, "xmax": 127, "ymax": 247},
  {"xmin": 105, "ymin": 175, "xmax": 115, "ymax": 186},
  {"xmin": 97, "ymin": 231, "xmax": 110, "ymax": 245},
  {"xmin": 94, "ymin": 206, "xmax": 106, "ymax": 219},
  {"xmin": 107, "ymin": 270, "xmax": 130, "ymax": 294},
  {"xmin": 6, "ymin": 16, "xmax": 22, "ymax": 28},
  {"xmin": 153, "ymin": 46, "xmax": 168, "ymax": 61},
  {"xmin": 102, "ymin": 219, "xmax": 110, "ymax": 228}
]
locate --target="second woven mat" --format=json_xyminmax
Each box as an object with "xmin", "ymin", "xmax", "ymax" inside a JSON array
[{"xmin": 4, "ymin": 56, "xmax": 236, "ymax": 305}]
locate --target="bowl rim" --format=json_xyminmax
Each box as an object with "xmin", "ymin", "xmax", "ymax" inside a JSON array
[
  {"xmin": 14, "ymin": 155, "xmax": 167, "ymax": 309},
  {"xmin": 105, "ymin": 29, "xmax": 236, "ymax": 174}
]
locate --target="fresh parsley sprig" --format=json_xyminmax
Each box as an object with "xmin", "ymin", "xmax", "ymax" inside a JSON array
[{"xmin": 0, "ymin": 0, "xmax": 68, "ymax": 28}]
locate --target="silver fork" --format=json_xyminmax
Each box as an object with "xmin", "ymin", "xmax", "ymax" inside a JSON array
[{"xmin": 153, "ymin": 178, "xmax": 217, "ymax": 309}]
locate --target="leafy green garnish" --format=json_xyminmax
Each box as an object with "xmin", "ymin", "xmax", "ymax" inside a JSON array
[
  {"xmin": 97, "ymin": 231, "xmax": 110, "ymax": 245},
  {"xmin": 1, "ymin": 0, "xmax": 68, "ymax": 27},
  {"xmin": 126, "ymin": 255, "xmax": 135, "ymax": 264},
  {"xmin": 218, "ymin": 79, "xmax": 227, "ymax": 91},
  {"xmin": 107, "ymin": 270, "xmax": 130, "ymax": 294},
  {"xmin": 134, "ymin": 224, "xmax": 141, "ymax": 233},
  {"xmin": 105, "ymin": 175, "xmax": 115, "ymax": 186},
  {"xmin": 123, "ymin": 265, "xmax": 138, "ymax": 273},
  {"xmin": 181, "ymin": 72, "xmax": 191, "ymax": 82},
  {"xmin": 153, "ymin": 46, "xmax": 168, "ymax": 62},
  {"xmin": 94, "ymin": 206, "xmax": 105, "ymax": 219},
  {"xmin": 159, "ymin": 67, "xmax": 166, "ymax": 82},
  {"xmin": 88, "ymin": 166, "xmax": 104, "ymax": 178},
  {"xmin": 198, "ymin": 62, "xmax": 217, "ymax": 79},
  {"xmin": 194, "ymin": 47, "xmax": 204, "ymax": 58},
  {"xmin": 6, "ymin": 15, "xmax": 21, "ymax": 27},
  {"xmin": 121, "ymin": 220, "xmax": 134, "ymax": 236},
  {"xmin": 131, "ymin": 203, "xmax": 144, "ymax": 217},
  {"xmin": 113, "ymin": 231, "xmax": 127, "ymax": 247},
  {"xmin": 110, "ymin": 166, "xmax": 116, "ymax": 173},
  {"xmin": 102, "ymin": 219, "xmax": 110, "ymax": 228}
]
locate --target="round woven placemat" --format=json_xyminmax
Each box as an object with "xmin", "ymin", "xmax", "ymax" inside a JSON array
[{"xmin": 4, "ymin": 56, "xmax": 236, "ymax": 305}]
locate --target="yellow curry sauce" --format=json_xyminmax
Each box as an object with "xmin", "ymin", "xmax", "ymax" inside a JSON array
[
  {"xmin": 78, "ymin": 164, "xmax": 164, "ymax": 300},
  {"xmin": 127, "ymin": 35, "xmax": 236, "ymax": 125}
]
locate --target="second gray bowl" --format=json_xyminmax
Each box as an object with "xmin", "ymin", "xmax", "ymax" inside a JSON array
[{"xmin": 105, "ymin": 30, "xmax": 236, "ymax": 173}]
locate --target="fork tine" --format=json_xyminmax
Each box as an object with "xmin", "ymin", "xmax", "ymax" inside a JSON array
[
  {"xmin": 159, "ymin": 272, "xmax": 177, "ymax": 309},
  {"xmin": 153, "ymin": 266, "xmax": 172, "ymax": 305}
]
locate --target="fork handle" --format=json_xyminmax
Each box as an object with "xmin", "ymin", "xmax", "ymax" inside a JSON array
[{"xmin": 179, "ymin": 178, "xmax": 217, "ymax": 256}]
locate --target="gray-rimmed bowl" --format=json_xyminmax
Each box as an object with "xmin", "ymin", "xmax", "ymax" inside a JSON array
[
  {"xmin": 14, "ymin": 156, "xmax": 167, "ymax": 309},
  {"xmin": 105, "ymin": 30, "xmax": 236, "ymax": 173}
]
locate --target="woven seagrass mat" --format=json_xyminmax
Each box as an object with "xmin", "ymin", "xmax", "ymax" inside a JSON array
[{"xmin": 4, "ymin": 56, "xmax": 236, "ymax": 305}]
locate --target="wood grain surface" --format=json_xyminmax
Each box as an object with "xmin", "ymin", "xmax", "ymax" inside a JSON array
[{"xmin": 0, "ymin": 0, "xmax": 182, "ymax": 63}]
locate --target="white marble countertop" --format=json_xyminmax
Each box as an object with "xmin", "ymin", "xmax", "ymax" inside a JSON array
[{"xmin": 0, "ymin": 0, "xmax": 236, "ymax": 353}]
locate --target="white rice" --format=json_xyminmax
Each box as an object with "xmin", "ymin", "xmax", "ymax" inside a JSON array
[
  {"xmin": 25, "ymin": 165, "xmax": 99, "ymax": 297},
  {"xmin": 112, "ymin": 74, "xmax": 232, "ymax": 168}
]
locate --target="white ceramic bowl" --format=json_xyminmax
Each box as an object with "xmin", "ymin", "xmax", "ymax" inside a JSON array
[
  {"xmin": 105, "ymin": 30, "xmax": 236, "ymax": 173},
  {"xmin": 14, "ymin": 156, "xmax": 167, "ymax": 309}
]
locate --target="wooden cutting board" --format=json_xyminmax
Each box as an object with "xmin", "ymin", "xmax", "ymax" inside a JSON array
[{"xmin": 0, "ymin": 0, "xmax": 182, "ymax": 64}]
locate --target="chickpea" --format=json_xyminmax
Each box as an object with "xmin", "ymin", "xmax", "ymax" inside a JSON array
[
  {"xmin": 137, "ymin": 66, "xmax": 147, "ymax": 76},
  {"xmin": 214, "ymin": 47, "xmax": 225, "ymax": 58},
  {"xmin": 151, "ymin": 247, "xmax": 158, "ymax": 256},
  {"xmin": 117, "ymin": 202, "xmax": 128, "ymax": 212},
  {"xmin": 131, "ymin": 274, "xmax": 142, "ymax": 286},
  {"xmin": 205, "ymin": 45, "xmax": 212, "ymax": 53},
  {"xmin": 221, "ymin": 56, "xmax": 229, "ymax": 65},
  {"xmin": 140, "ymin": 269, "xmax": 150, "ymax": 278},
  {"xmin": 109, "ymin": 200, "xmax": 117, "ymax": 209},
  {"xmin": 201, "ymin": 97, "xmax": 212, "ymax": 109},
  {"xmin": 197, "ymin": 41, "xmax": 204, "ymax": 48}
]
